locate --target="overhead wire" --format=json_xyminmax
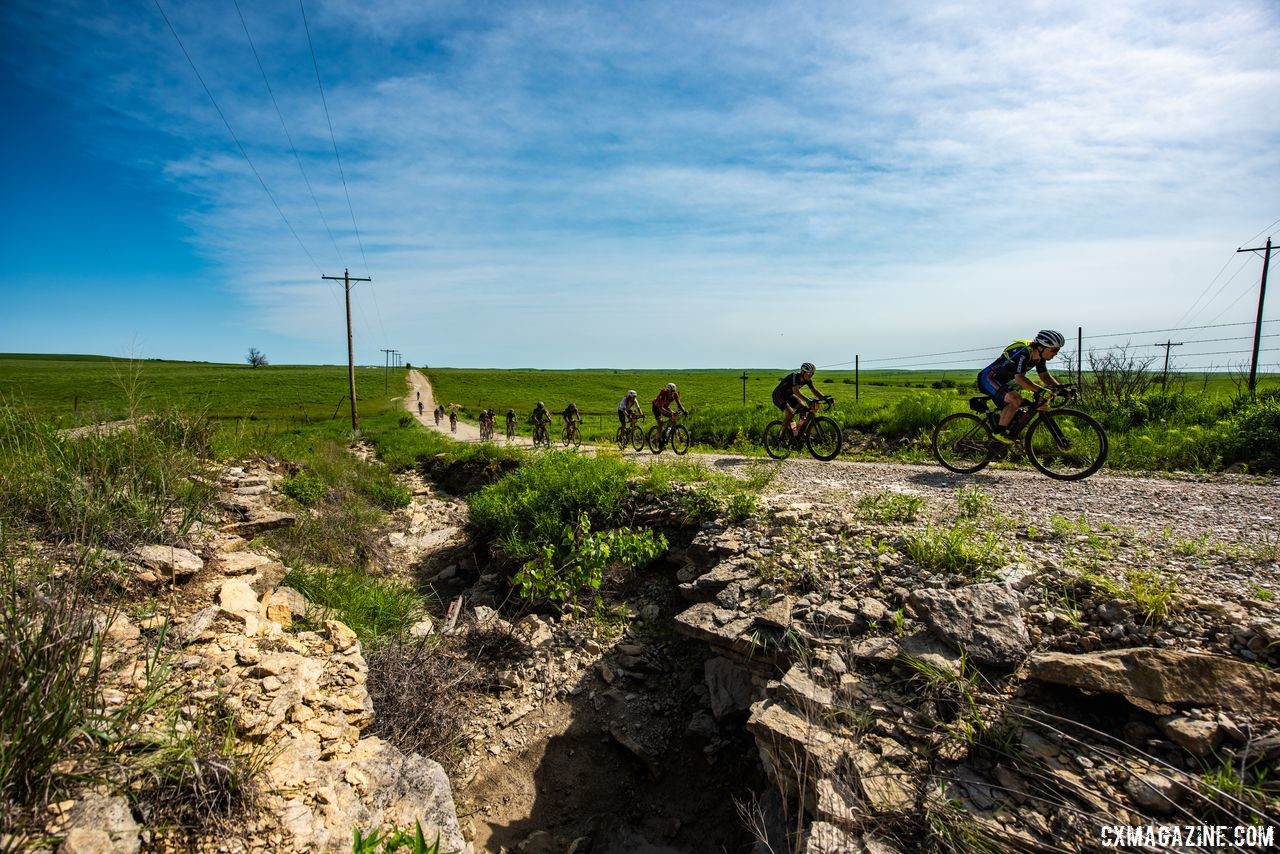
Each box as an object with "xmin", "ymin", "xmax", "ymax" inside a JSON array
[
  {"xmin": 153, "ymin": 0, "xmax": 324, "ymax": 273},
  {"xmin": 233, "ymin": 0, "xmax": 345, "ymax": 272},
  {"xmin": 298, "ymin": 0, "xmax": 389, "ymax": 354}
]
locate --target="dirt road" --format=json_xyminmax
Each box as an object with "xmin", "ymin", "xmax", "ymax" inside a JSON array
[{"xmin": 405, "ymin": 370, "xmax": 536, "ymax": 446}]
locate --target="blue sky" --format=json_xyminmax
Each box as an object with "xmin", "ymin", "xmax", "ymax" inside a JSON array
[{"xmin": 2, "ymin": 0, "xmax": 1278, "ymax": 371}]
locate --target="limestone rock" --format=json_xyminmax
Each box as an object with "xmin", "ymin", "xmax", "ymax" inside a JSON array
[
  {"xmin": 57, "ymin": 791, "xmax": 139, "ymax": 854},
  {"xmin": 704, "ymin": 656, "xmax": 754, "ymax": 719},
  {"xmin": 1124, "ymin": 770, "xmax": 1186, "ymax": 814},
  {"xmin": 131, "ymin": 545, "xmax": 203, "ymax": 582},
  {"xmin": 909, "ymin": 583, "xmax": 1031, "ymax": 668},
  {"xmin": 1027, "ymin": 649, "xmax": 1280, "ymax": 713},
  {"xmin": 325, "ymin": 619, "xmax": 360, "ymax": 652},
  {"xmin": 218, "ymin": 579, "xmax": 261, "ymax": 616},
  {"xmin": 1157, "ymin": 715, "xmax": 1223, "ymax": 756}
]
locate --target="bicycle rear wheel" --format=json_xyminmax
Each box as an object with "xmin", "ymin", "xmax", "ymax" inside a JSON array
[
  {"xmin": 615, "ymin": 425, "xmax": 628, "ymax": 450},
  {"xmin": 670, "ymin": 424, "xmax": 689, "ymax": 455},
  {"xmin": 805, "ymin": 416, "xmax": 842, "ymax": 461},
  {"xmin": 646, "ymin": 426, "xmax": 663, "ymax": 454},
  {"xmin": 631, "ymin": 426, "xmax": 646, "ymax": 452},
  {"xmin": 932, "ymin": 413, "xmax": 994, "ymax": 474},
  {"xmin": 763, "ymin": 421, "xmax": 792, "ymax": 460},
  {"xmin": 1024, "ymin": 409, "xmax": 1107, "ymax": 481},
  {"xmin": 562, "ymin": 425, "xmax": 572, "ymax": 447}
]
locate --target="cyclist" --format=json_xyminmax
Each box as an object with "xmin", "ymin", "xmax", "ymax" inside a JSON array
[
  {"xmin": 617, "ymin": 390, "xmax": 641, "ymax": 430},
  {"xmin": 562, "ymin": 402, "xmax": 582, "ymax": 430},
  {"xmin": 979, "ymin": 329, "xmax": 1067, "ymax": 444},
  {"xmin": 505, "ymin": 408, "xmax": 518, "ymax": 439},
  {"xmin": 448, "ymin": 409, "xmax": 458, "ymax": 433},
  {"xmin": 418, "ymin": 400, "xmax": 425, "ymax": 416},
  {"xmin": 772, "ymin": 361, "xmax": 828, "ymax": 440},
  {"xmin": 478, "ymin": 409, "xmax": 492, "ymax": 437},
  {"xmin": 652, "ymin": 383, "xmax": 688, "ymax": 440},
  {"xmin": 531, "ymin": 401, "xmax": 552, "ymax": 441}
]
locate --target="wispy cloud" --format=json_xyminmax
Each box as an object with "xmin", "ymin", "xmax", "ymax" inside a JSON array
[{"xmin": 4, "ymin": 0, "xmax": 1278, "ymax": 366}]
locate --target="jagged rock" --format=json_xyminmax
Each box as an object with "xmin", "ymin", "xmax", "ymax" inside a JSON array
[
  {"xmin": 325, "ymin": 619, "xmax": 360, "ymax": 653},
  {"xmin": 850, "ymin": 750, "xmax": 914, "ymax": 813},
  {"xmin": 811, "ymin": 601, "xmax": 864, "ymax": 631},
  {"xmin": 758, "ymin": 595, "xmax": 794, "ymax": 630},
  {"xmin": 56, "ymin": 791, "xmax": 139, "ymax": 854},
  {"xmin": 218, "ymin": 579, "xmax": 261, "ymax": 616},
  {"xmin": 271, "ymin": 586, "xmax": 310, "ymax": 619},
  {"xmin": 131, "ymin": 545, "xmax": 203, "ymax": 582},
  {"xmin": 747, "ymin": 699, "xmax": 845, "ymax": 809},
  {"xmin": 845, "ymin": 637, "xmax": 899, "ymax": 664},
  {"xmin": 1027, "ymin": 649, "xmax": 1280, "ymax": 713},
  {"xmin": 212, "ymin": 551, "xmax": 275, "ymax": 576},
  {"xmin": 678, "ymin": 559, "xmax": 755, "ymax": 601},
  {"xmin": 246, "ymin": 561, "xmax": 288, "ymax": 596},
  {"xmin": 805, "ymin": 824, "xmax": 901, "ymax": 854},
  {"xmin": 705, "ymin": 656, "xmax": 754, "ymax": 719},
  {"xmin": 1157, "ymin": 715, "xmax": 1223, "ymax": 756},
  {"xmin": 266, "ymin": 736, "xmax": 465, "ymax": 852},
  {"xmin": 909, "ymin": 584, "xmax": 1031, "ymax": 668},
  {"xmin": 1124, "ymin": 769, "xmax": 1186, "ymax": 813},
  {"xmin": 778, "ymin": 666, "xmax": 833, "ymax": 717},
  {"xmin": 857, "ymin": 597, "xmax": 889, "ymax": 624},
  {"xmin": 674, "ymin": 602, "xmax": 787, "ymax": 674},
  {"xmin": 897, "ymin": 632, "xmax": 962, "ymax": 676},
  {"xmin": 175, "ymin": 606, "xmax": 219, "ymax": 644},
  {"xmin": 409, "ymin": 617, "xmax": 435, "ymax": 637},
  {"xmin": 222, "ymin": 509, "xmax": 296, "ymax": 537}
]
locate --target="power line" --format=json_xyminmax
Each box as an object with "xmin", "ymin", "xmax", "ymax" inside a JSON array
[
  {"xmin": 153, "ymin": 0, "xmax": 323, "ymax": 272},
  {"xmin": 233, "ymin": 0, "xmax": 345, "ymax": 269},
  {"xmin": 1243, "ymin": 215, "xmax": 1280, "ymax": 248},
  {"xmin": 1170, "ymin": 251, "xmax": 1250, "ymax": 330},
  {"xmin": 298, "ymin": 0, "xmax": 387, "ymax": 350}
]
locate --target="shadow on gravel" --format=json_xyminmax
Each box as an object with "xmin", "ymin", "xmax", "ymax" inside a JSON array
[{"xmin": 905, "ymin": 469, "xmax": 1005, "ymax": 491}]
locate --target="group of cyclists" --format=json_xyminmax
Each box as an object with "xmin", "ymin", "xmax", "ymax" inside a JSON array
[{"xmin": 415, "ymin": 327, "xmax": 1072, "ymax": 457}]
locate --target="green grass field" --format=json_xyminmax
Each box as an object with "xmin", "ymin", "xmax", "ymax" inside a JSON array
[{"xmin": 0, "ymin": 355, "xmax": 401, "ymax": 425}]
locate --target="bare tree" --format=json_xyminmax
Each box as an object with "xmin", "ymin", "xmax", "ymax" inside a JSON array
[
  {"xmin": 246, "ymin": 348, "xmax": 268, "ymax": 369},
  {"xmin": 1085, "ymin": 345, "xmax": 1156, "ymax": 405}
]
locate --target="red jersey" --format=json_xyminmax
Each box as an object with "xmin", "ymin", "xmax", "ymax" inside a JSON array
[{"xmin": 653, "ymin": 388, "xmax": 680, "ymax": 408}]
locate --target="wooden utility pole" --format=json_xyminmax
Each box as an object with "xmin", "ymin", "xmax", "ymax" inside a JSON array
[
  {"xmin": 323, "ymin": 268, "xmax": 372, "ymax": 431},
  {"xmin": 1156, "ymin": 340, "xmax": 1183, "ymax": 389},
  {"xmin": 1076, "ymin": 327, "xmax": 1083, "ymax": 390},
  {"xmin": 739, "ymin": 371, "xmax": 749, "ymax": 405},
  {"xmin": 381, "ymin": 349, "xmax": 395, "ymax": 393},
  {"xmin": 855, "ymin": 355, "xmax": 860, "ymax": 401},
  {"xmin": 1237, "ymin": 237, "xmax": 1275, "ymax": 397}
]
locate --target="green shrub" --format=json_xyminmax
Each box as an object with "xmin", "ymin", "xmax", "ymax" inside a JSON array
[
  {"xmin": 881, "ymin": 394, "xmax": 956, "ymax": 439},
  {"xmin": 857, "ymin": 492, "xmax": 924, "ymax": 523},
  {"xmin": 267, "ymin": 497, "xmax": 388, "ymax": 572},
  {"xmin": 468, "ymin": 452, "xmax": 633, "ymax": 564},
  {"xmin": 513, "ymin": 513, "xmax": 666, "ymax": 603},
  {"xmin": 281, "ymin": 471, "xmax": 327, "ymax": 507},
  {"xmin": 362, "ymin": 475, "xmax": 411, "ymax": 511},
  {"xmin": 1227, "ymin": 394, "xmax": 1280, "ymax": 472}
]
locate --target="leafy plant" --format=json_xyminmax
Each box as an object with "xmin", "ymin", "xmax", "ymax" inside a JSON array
[
  {"xmin": 352, "ymin": 819, "xmax": 457, "ymax": 853},
  {"xmin": 281, "ymin": 565, "xmax": 421, "ymax": 645},
  {"xmin": 514, "ymin": 512, "xmax": 667, "ymax": 603},
  {"xmin": 281, "ymin": 471, "xmax": 327, "ymax": 507}
]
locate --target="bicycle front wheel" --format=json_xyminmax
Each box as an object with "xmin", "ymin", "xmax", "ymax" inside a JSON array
[
  {"xmin": 763, "ymin": 421, "xmax": 792, "ymax": 460},
  {"xmin": 631, "ymin": 426, "xmax": 646, "ymax": 452},
  {"xmin": 805, "ymin": 416, "xmax": 842, "ymax": 461},
  {"xmin": 670, "ymin": 424, "xmax": 689, "ymax": 455},
  {"xmin": 932, "ymin": 413, "xmax": 994, "ymax": 474},
  {"xmin": 1024, "ymin": 409, "xmax": 1107, "ymax": 481},
  {"xmin": 646, "ymin": 426, "xmax": 663, "ymax": 454}
]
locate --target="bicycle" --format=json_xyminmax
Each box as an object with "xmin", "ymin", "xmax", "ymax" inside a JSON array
[
  {"xmin": 480, "ymin": 420, "xmax": 494, "ymax": 441},
  {"xmin": 561, "ymin": 420, "xmax": 582, "ymax": 448},
  {"xmin": 615, "ymin": 413, "xmax": 646, "ymax": 451},
  {"xmin": 532, "ymin": 420, "xmax": 552, "ymax": 449},
  {"xmin": 931, "ymin": 386, "xmax": 1107, "ymax": 481},
  {"xmin": 646, "ymin": 413, "xmax": 689, "ymax": 455},
  {"xmin": 764, "ymin": 396, "xmax": 842, "ymax": 461},
  {"xmin": 506, "ymin": 420, "xmax": 516, "ymax": 441}
]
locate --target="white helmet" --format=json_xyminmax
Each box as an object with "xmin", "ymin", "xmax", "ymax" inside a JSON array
[
  {"xmin": 1034, "ymin": 329, "xmax": 1066, "ymax": 348},
  {"xmin": 666, "ymin": 383, "xmax": 677, "ymax": 391},
  {"xmin": 627, "ymin": 390, "xmax": 637, "ymax": 397}
]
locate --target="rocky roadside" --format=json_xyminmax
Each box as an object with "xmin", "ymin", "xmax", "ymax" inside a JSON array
[{"xmin": 38, "ymin": 462, "xmax": 467, "ymax": 854}]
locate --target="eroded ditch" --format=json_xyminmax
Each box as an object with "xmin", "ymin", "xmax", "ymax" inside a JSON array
[{"xmin": 377, "ymin": 453, "xmax": 1280, "ymax": 854}]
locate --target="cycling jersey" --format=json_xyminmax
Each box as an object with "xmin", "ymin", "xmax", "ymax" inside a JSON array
[
  {"xmin": 653, "ymin": 388, "xmax": 680, "ymax": 410},
  {"xmin": 982, "ymin": 340, "xmax": 1045, "ymax": 385},
  {"xmin": 617, "ymin": 395, "xmax": 639, "ymax": 413},
  {"xmin": 532, "ymin": 406, "xmax": 549, "ymax": 422}
]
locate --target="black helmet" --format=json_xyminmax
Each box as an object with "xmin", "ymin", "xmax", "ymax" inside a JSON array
[
  {"xmin": 1034, "ymin": 329, "xmax": 1066, "ymax": 348},
  {"xmin": 800, "ymin": 362, "xmax": 816, "ymax": 373}
]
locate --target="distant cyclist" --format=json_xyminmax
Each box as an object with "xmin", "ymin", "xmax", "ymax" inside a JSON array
[
  {"xmin": 617, "ymin": 390, "xmax": 641, "ymax": 429},
  {"xmin": 772, "ymin": 361, "xmax": 828, "ymax": 439},
  {"xmin": 505, "ymin": 408, "xmax": 518, "ymax": 439},
  {"xmin": 448, "ymin": 409, "xmax": 458, "ymax": 433},
  {"xmin": 433, "ymin": 405, "xmax": 442, "ymax": 426},
  {"xmin": 418, "ymin": 400, "xmax": 425, "ymax": 416},
  {"xmin": 979, "ymin": 329, "xmax": 1067, "ymax": 444},
  {"xmin": 652, "ymin": 383, "xmax": 688, "ymax": 438},
  {"xmin": 531, "ymin": 401, "xmax": 551, "ymax": 438},
  {"xmin": 562, "ymin": 402, "xmax": 581, "ymax": 428}
]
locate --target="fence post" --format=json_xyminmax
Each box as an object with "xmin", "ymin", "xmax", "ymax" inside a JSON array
[
  {"xmin": 855, "ymin": 355, "xmax": 860, "ymax": 401},
  {"xmin": 1076, "ymin": 327, "xmax": 1083, "ymax": 392}
]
